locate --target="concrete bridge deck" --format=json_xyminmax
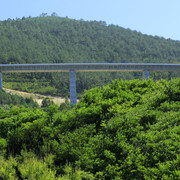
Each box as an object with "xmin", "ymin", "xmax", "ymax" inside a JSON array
[
  {"xmin": 0, "ymin": 63, "xmax": 180, "ymax": 104},
  {"xmin": 0, "ymin": 63, "xmax": 180, "ymax": 72}
]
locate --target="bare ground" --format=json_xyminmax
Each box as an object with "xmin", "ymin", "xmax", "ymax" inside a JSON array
[{"xmin": 3, "ymin": 88, "xmax": 67, "ymax": 106}]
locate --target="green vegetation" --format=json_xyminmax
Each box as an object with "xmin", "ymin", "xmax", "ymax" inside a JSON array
[
  {"xmin": 0, "ymin": 78, "xmax": 179, "ymax": 179},
  {"xmin": 0, "ymin": 16, "xmax": 180, "ymax": 96},
  {"xmin": 0, "ymin": 15, "xmax": 179, "ymax": 179},
  {"xmin": 0, "ymin": 89, "xmax": 38, "ymax": 108}
]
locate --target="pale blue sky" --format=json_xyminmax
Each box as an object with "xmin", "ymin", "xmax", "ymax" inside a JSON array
[{"xmin": 1, "ymin": 0, "xmax": 180, "ymax": 40}]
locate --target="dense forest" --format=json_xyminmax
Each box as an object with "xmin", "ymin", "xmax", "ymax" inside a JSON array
[
  {"xmin": 0, "ymin": 16, "xmax": 180, "ymax": 96},
  {"xmin": 0, "ymin": 78, "xmax": 179, "ymax": 179}
]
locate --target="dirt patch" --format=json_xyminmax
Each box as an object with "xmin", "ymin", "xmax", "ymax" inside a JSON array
[{"xmin": 3, "ymin": 88, "xmax": 67, "ymax": 106}]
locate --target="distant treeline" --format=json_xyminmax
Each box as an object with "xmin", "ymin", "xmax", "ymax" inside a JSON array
[{"xmin": 0, "ymin": 16, "xmax": 180, "ymax": 96}]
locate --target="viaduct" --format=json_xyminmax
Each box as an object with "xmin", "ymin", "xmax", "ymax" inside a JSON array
[{"xmin": 0, "ymin": 63, "xmax": 180, "ymax": 104}]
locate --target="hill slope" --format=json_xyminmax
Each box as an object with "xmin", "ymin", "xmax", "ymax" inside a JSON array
[
  {"xmin": 0, "ymin": 89, "xmax": 38, "ymax": 108},
  {"xmin": 0, "ymin": 16, "xmax": 180, "ymax": 96},
  {"xmin": 3, "ymin": 88, "xmax": 66, "ymax": 106},
  {"xmin": 1, "ymin": 16, "xmax": 180, "ymax": 64}
]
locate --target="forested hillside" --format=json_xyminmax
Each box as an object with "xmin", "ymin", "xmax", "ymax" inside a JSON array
[
  {"xmin": 0, "ymin": 79, "xmax": 179, "ymax": 179},
  {"xmin": 0, "ymin": 16, "xmax": 180, "ymax": 95},
  {"xmin": 1, "ymin": 16, "xmax": 180, "ymax": 64}
]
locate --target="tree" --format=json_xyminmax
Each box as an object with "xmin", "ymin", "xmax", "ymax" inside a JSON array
[
  {"xmin": 41, "ymin": 97, "xmax": 54, "ymax": 108},
  {"xmin": 40, "ymin": 13, "xmax": 48, "ymax": 17},
  {"xmin": 51, "ymin": 12, "xmax": 58, "ymax": 17}
]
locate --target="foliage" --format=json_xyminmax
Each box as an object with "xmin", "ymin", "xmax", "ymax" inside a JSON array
[
  {"xmin": 60, "ymin": 163, "xmax": 95, "ymax": 180},
  {"xmin": 41, "ymin": 97, "xmax": 54, "ymax": 108},
  {"xmin": 0, "ymin": 89, "xmax": 39, "ymax": 108},
  {"xmin": 17, "ymin": 152, "xmax": 56, "ymax": 180},
  {"xmin": 0, "ymin": 79, "xmax": 179, "ymax": 179},
  {"xmin": 0, "ymin": 155, "xmax": 18, "ymax": 180}
]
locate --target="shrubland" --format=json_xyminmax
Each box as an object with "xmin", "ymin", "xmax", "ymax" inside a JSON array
[{"xmin": 0, "ymin": 78, "xmax": 179, "ymax": 179}]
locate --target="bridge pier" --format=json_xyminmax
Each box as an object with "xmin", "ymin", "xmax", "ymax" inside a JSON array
[
  {"xmin": 0, "ymin": 72, "xmax": 2, "ymax": 89},
  {"xmin": 143, "ymin": 70, "xmax": 150, "ymax": 79},
  {"xmin": 69, "ymin": 70, "xmax": 77, "ymax": 104}
]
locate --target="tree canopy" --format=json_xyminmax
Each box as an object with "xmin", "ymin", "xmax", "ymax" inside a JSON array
[{"xmin": 0, "ymin": 78, "xmax": 179, "ymax": 179}]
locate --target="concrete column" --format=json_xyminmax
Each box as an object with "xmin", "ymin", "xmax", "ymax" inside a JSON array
[
  {"xmin": 143, "ymin": 70, "xmax": 150, "ymax": 79},
  {"xmin": 0, "ymin": 72, "xmax": 2, "ymax": 89},
  {"xmin": 69, "ymin": 70, "xmax": 77, "ymax": 104}
]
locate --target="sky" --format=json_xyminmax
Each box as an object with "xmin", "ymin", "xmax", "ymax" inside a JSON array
[{"xmin": 1, "ymin": 0, "xmax": 180, "ymax": 40}]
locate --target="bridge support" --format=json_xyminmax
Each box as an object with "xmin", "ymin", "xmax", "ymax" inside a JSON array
[
  {"xmin": 69, "ymin": 70, "xmax": 77, "ymax": 104},
  {"xmin": 143, "ymin": 70, "xmax": 150, "ymax": 79},
  {"xmin": 0, "ymin": 72, "xmax": 2, "ymax": 89}
]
